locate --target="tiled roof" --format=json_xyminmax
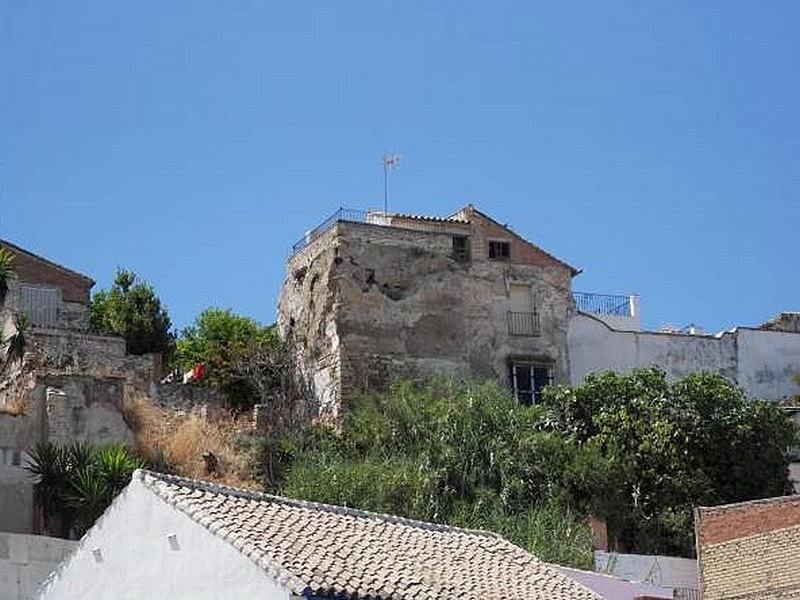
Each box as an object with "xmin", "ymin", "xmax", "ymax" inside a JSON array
[
  {"xmin": 138, "ymin": 470, "xmax": 600, "ymax": 600},
  {"xmin": 1, "ymin": 239, "xmax": 94, "ymax": 284},
  {"xmin": 385, "ymin": 211, "xmax": 468, "ymax": 223}
]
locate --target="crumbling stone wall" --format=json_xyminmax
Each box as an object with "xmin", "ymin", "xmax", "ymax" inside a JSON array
[
  {"xmin": 278, "ymin": 208, "xmax": 576, "ymax": 417},
  {"xmin": 761, "ymin": 312, "xmax": 800, "ymax": 334},
  {"xmin": 32, "ymin": 329, "xmax": 157, "ymax": 399},
  {"xmin": 42, "ymin": 374, "xmax": 134, "ymax": 446},
  {"xmin": 0, "ymin": 373, "xmax": 136, "ymax": 535}
]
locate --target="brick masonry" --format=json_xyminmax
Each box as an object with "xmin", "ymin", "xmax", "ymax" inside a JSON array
[
  {"xmin": 696, "ymin": 496, "xmax": 800, "ymax": 600},
  {"xmin": 1, "ymin": 241, "xmax": 93, "ymax": 306}
]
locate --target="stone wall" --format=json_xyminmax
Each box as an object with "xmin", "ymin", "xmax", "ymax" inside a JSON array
[
  {"xmin": 279, "ymin": 209, "xmax": 576, "ymax": 417},
  {"xmin": 0, "ymin": 372, "xmax": 136, "ymax": 535},
  {"xmin": 4, "ymin": 282, "xmax": 90, "ymax": 332},
  {"xmin": 0, "ymin": 533, "xmax": 76, "ymax": 600},
  {"xmin": 32, "ymin": 328, "xmax": 157, "ymax": 400},
  {"xmin": 153, "ymin": 382, "xmax": 225, "ymax": 420},
  {"xmin": 0, "ymin": 447, "xmax": 35, "ymax": 534},
  {"xmin": 761, "ymin": 312, "xmax": 800, "ymax": 334},
  {"xmin": 42, "ymin": 375, "xmax": 134, "ymax": 446}
]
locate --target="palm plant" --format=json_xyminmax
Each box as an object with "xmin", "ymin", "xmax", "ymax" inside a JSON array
[
  {"xmin": 0, "ymin": 247, "xmax": 16, "ymax": 306},
  {"xmin": 26, "ymin": 441, "xmax": 145, "ymax": 538},
  {"xmin": 25, "ymin": 442, "xmax": 73, "ymax": 537},
  {"xmin": 3, "ymin": 313, "xmax": 29, "ymax": 369}
]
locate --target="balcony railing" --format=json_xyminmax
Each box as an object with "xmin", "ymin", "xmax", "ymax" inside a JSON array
[
  {"xmin": 572, "ymin": 292, "xmax": 632, "ymax": 317},
  {"xmin": 507, "ymin": 311, "xmax": 541, "ymax": 336},
  {"xmin": 291, "ymin": 206, "xmax": 468, "ymax": 254},
  {"xmin": 292, "ymin": 207, "xmax": 367, "ymax": 253}
]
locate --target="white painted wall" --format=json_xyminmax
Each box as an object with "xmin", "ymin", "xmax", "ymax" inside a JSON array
[
  {"xmin": 568, "ymin": 313, "xmax": 800, "ymax": 400},
  {"xmin": 594, "ymin": 550, "xmax": 698, "ymax": 590},
  {"xmin": 736, "ymin": 329, "xmax": 800, "ymax": 400},
  {"xmin": 0, "ymin": 533, "xmax": 75, "ymax": 600},
  {"xmin": 0, "ymin": 449, "xmax": 34, "ymax": 534},
  {"xmin": 37, "ymin": 478, "xmax": 292, "ymax": 600},
  {"xmin": 578, "ymin": 296, "xmax": 642, "ymax": 332}
]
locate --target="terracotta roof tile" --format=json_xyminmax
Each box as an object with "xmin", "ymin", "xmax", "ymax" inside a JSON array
[{"xmin": 137, "ymin": 470, "xmax": 600, "ymax": 600}]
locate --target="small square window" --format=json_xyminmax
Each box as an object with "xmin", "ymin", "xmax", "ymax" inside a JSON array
[
  {"xmin": 489, "ymin": 240, "xmax": 510, "ymax": 260},
  {"xmin": 509, "ymin": 362, "xmax": 553, "ymax": 405},
  {"xmin": 452, "ymin": 236, "xmax": 470, "ymax": 262}
]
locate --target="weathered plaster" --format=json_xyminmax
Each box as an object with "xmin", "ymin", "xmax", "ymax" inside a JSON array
[
  {"xmin": 569, "ymin": 313, "xmax": 800, "ymax": 400},
  {"xmin": 278, "ymin": 208, "xmax": 577, "ymax": 416},
  {"xmin": 0, "ymin": 533, "xmax": 76, "ymax": 600}
]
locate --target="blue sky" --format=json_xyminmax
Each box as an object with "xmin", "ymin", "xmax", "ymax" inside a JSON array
[{"xmin": 2, "ymin": 2, "xmax": 798, "ymax": 334}]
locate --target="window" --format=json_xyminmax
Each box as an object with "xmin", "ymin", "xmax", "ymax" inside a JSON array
[
  {"xmin": 509, "ymin": 362, "xmax": 553, "ymax": 405},
  {"xmin": 488, "ymin": 240, "xmax": 510, "ymax": 260},
  {"xmin": 507, "ymin": 283, "xmax": 540, "ymax": 336},
  {"xmin": 20, "ymin": 284, "xmax": 59, "ymax": 328},
  {"xmin": 452, "ymin": 235, "xmax": 470, "ymax": 262}
]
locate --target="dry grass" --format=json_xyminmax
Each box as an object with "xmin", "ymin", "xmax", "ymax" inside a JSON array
[
  {"xmin": 0, "ymin": 401, "xmax": 26, "ymax": 416},
  {"xmin": 125, "ymin": 395, "xmax": 259, "ymax": 491}
]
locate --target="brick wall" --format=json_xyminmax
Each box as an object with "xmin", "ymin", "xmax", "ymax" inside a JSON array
[
  {"xmin": 2, "ymin": 242, "xmax": 93, "ymax": 305},
  {"xmin": 696, "ymin": 495, "xmax": 800, "ymax": 547},
  {"xmin": 696, "ymin": 496, "xmax": 800, "ymax": 599}
]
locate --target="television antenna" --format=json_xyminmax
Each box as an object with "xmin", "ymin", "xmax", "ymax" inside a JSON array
[{"xmin": 382, "ymin": 153, "xmax": 402, "ymax": 214}]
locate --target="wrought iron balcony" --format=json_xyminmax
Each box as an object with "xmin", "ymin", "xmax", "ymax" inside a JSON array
[
  {"xmin": 507, "ymin": 311, "xmax": 541, "ymax": 336},
  {"xmin": 572, "ymin": 291, "xmax": 633, "ymax": 317}
]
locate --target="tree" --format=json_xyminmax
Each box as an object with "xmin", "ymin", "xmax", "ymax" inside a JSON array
[
  {"xmin": 174, "ymin": 308, "xmax": 287, "ymax": 412},
  {"xmin": 274, "ymin": 379, "xmax": 596, "ymax": 568},
  {"xmin": 89, "ymin": 269, "xmax": 174, "ymax": 356},
  {"xmin": 541, "ymin": 368, "xmax": 797, "ymax": 556},
  {"xmin": 25, "ymin": 441, "xmax": 145, "ymax": 538}
]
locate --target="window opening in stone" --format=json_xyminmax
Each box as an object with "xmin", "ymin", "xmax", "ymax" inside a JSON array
[
  {"xmin": 452, "ymin": 236, "xmax": 470, "ymax": 262},
  {"xmin": 509, "ymin": 362, "xmax": 553, "ymax": 405},
  {"xmin": 489, "ymin": 240, "xmax": 510, "ymax": 260}
]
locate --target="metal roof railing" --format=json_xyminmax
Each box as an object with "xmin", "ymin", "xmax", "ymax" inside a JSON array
[
  {"xmin": 291, "ymin": 207, "xmax": 367, "ymax": 254},
  {"xmin": 573, "ymin": 291, "xmax": 633, "ymax": 317}
]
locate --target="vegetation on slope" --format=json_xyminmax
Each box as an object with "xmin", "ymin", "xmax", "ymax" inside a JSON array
[
  {"xmin": 265, "ymin": 369, "xmax": 797, "ymax": 561},
  {"xmin": 272, "ymin": 378, "xmax": 596, "ymax": 567}
]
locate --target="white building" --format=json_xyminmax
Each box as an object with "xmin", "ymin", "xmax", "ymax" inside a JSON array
[
  {"xmin": 570, "ymin": 294, "xmax": 800, "ymax": 401},
  {"xmin": 37, "ymin": 469, "xmax": 602, "ymax": 600}
]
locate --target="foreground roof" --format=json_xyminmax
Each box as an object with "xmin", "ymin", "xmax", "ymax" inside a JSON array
[{"xmin": 139, "ymin": 470, "xmax": 600, "ymax": 600}]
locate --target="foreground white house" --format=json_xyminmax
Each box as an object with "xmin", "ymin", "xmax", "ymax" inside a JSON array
[{"xmin": 36, "ymin": 470, "xmax": 601, "ymax": 600}]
